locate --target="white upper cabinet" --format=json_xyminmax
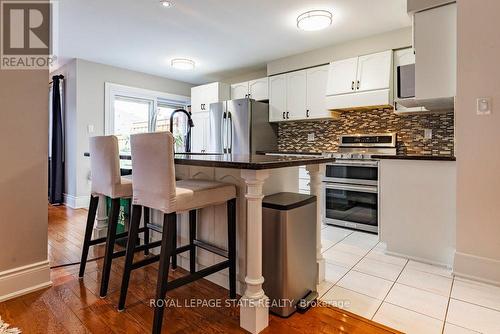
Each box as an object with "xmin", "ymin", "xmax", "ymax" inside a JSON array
[
  {"xmin": 248, "ymin": 78, "xmax": 268, "ymax": 101},
  {"xmin": 414, "ymin": 2, "xmax": 456, "ymax": 99},
  {"xmin": 286, "ymin": 70, "xmax": 307, "ymax": 120},
  {"xmin": 191, "ymin": 82, "xmax": 230, "ymax": 113},
  {"xmin": 326, "ymin": 57, "xmax": 358, "ymax": 95},
  {"xmin": 269, "ymin": 74, "xmax": 287, "ymax": 122},
  {"xmin": 230, "ymin": 77, "xmax": 268, "ymax": 101},
  {"xmin": 230, "ymin": 82, "xmax": 249, "ymax": 100},
  {"xmin": 325, "ymin": 50, "xmax": 393, "ymax": 110},
  {"xmin": 356, "ymin": 50, "xmax": 392, "ymax": 92},
  {"xmin": 306, "ymin": 65, "xmax": 329, "ymax": 119},
  {"xmin": 269, "ymin": 65, "xmax": 332, "ymax": 122}
]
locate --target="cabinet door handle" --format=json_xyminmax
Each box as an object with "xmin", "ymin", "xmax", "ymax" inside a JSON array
[
  {"xmin": 306, "ymin": 110, "xmax": 310, "ymax": 117},
  {"xmin": 357, "ymin": 80, "xmax": 360, "ymax": 90},
  {"xmin": 282, "ymin": 112, "xmax": 286, "ymax": 119},
  {"xmin": 201, "ymin": 104, "xmax": 205, "ymax": 110},
  {"xmin": 286, "ymin": 112, "xmax": 289, "ymax": 119},
  {"xmin": 351, "ymin": 81, "xmax": 355, "ymax": 90}
]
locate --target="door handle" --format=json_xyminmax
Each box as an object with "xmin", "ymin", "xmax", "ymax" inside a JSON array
[
  {"xmin": 283, "ymin": 112, "xmax": 286, "ymax": 119},
  {"xmin": 227, "ymin": 112, "xmax": 233, "ymax": 154},
  {"xmin": 306, "ymin": 110, "xmax": 310, "ymax": 117},
  {"xmin": 351, "ymin": 81, "xmax": 355, "ymax": 90},
  {"xmin": 357, "ymin": 80, "xmax": 360, "ymax": 90},
  {"xmin": 286, "ymin": 112, "xmax": 289, "ymax": 119},
  {"xmin": 222, "ymin": 112, "xmax": 227, "ymax": 153}
]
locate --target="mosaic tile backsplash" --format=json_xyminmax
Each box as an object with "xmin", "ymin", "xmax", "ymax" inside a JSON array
[{"xmin": 277, "ymin": 109, "xmax": 455, "ymax": 156}]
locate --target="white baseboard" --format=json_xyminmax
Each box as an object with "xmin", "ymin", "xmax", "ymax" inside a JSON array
[
  {"xmin": 0, "ymin": 260, "xmax": 52, "ymax": 302},
  {"xmin": 385, "ymin": 250, "xmax": 453, "ymax": 269},
  {"xmin": 453, "ymin": 251, "xmax": 500, "ymax": 286},
  {"xmin": 64, "ymin": 193, "xmax": 89, "ymax": 209}
]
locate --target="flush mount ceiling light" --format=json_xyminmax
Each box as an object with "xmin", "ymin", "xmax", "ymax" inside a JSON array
[
  {"xmin": 171, "ymin": 58, "xmax": 195, "ymax": 70},
  {"xmin": 297, "ymin": 10, "xmax": 333, "ymax": 31},
  {"xmin": 160, "ymin": 0, "xmax": 173, "ymax": 8}
]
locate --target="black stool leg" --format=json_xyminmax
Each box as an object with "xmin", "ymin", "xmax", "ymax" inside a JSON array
[
  {"xmin": 171, "ymin": 216, "xmax": 177, "ymax": 270},
  {"xmin": 227, "ymin": 199, "xmax": 237, "ymax": 299},
  {"xmin": 99, "ymin": 198, "xmax": 120, "ymax": 298},
  {"xmin": 152, "ymin": 213, "xmax": 176, "ymax": 334},
  {"xmin": 118, "ymin": 204, "xmax": 142, "ymax": 311},
  {"xmin": 143, "ymin": 207, "xmax": 150, "ymax": 256},
  {"xmin": 79, "ymin": 195, "xmax": 99, "ymax": 278},
  {"xmin": 189, "ymin": 210, "xmax": 197, "ymax": 274}
]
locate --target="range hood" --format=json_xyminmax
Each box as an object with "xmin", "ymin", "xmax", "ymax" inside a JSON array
[{"xmin": 395, "ymin": 96, "xmax": 455, "ymax": 111}]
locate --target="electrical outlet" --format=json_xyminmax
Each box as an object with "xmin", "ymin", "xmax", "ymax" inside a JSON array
[
  {"xmin": 477, "ymin": 97, "xmax": 491, "ymax": 115},
  {"xmin": 424, "ymin": 129, "xmax": 432, "ymax": 139},
  {"xmin": 307, "ymin": 133, "xmax": 315, "ymax": 142}
]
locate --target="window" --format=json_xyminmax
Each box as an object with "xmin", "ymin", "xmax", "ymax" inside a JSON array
[{"xmin": 105, "ymin": 83, "xmax": 190, "ymax": 154}]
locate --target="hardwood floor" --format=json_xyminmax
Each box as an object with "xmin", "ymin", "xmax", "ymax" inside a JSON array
[{"xmin": 0, "ymin": 205, "xmax": 401, "ymax": 334}]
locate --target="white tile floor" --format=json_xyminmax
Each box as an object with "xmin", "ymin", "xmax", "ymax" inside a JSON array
[{"xmin": 318, "ymin": 225, "xmax": 500, "ymax": 334}]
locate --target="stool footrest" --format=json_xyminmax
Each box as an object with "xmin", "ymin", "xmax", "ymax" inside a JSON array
[
  {"xmin": 193, "ymin": 239, "xmax": 228, "ymax": 258},
  {"xmin": 89, "ymin": 227, "xmax": 149, "ymax": 246},
  {"xmin": 166, "ymin": 260, "xmax": 230, "ymax": 292}
]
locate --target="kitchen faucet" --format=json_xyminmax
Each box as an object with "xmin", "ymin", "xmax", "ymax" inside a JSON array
[{"xmin": 169, "ymin": 109, "xmax": 194, "ymax": 153}]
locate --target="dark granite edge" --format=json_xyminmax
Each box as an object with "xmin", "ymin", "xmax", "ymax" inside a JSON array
[
  {"xmin": 174, "ymin": 157, "xmax": 336, "ymax": 170},
  {"xmin": 373, "ymin": 155, "xmax": 456, "ymax": 161},
  {"xmin": 256, "ymin": 150, "xmax": 324, "ymax": 156}
]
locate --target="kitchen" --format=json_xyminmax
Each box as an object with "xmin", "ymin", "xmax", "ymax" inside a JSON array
[{"xmin": 1, "ymin": 1, "xmax": 500, "ymax": 334}]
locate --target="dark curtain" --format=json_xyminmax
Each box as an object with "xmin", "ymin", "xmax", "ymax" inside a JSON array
[{"xmin": 49, "ymin": 75, "xmax": 64, "ymax": 205}]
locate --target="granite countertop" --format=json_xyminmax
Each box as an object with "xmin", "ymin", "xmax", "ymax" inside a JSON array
[
  {"xmin": 372, "ymin": 154, "xmax": 456, "ymax": 161},
  {"xmin": 174, "ymin": 153, "xmax": 335, "ymax": 169},
  {"xmin": 256, "ymin": 150, "xmax": 323, "ymax": 156},
  {"xmin": 83, "ymin": 152, "xmax": 335, "ymax": 170}
]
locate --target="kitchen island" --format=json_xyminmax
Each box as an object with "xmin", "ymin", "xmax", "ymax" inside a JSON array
[{"xmin": 85, "ymin": 152, "xmax": 334, "ymax": 334}]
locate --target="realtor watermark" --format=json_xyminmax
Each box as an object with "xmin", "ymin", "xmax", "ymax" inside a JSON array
[
  {"xmin": 1, "ymin": 0, "xmax": 57, "ymax": 69},
  {"xmin": 149, "ymin": 298, "xmax": 351, "ymax": 309}
]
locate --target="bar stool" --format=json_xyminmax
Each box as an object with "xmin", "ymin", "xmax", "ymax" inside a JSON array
[
  {"xmin": 79, "ymin": 135, "xmax": 155, "ymax": 298},
  {"xmin": 117, "ymin": 132, "xmax": 237, "ymax": 334}
]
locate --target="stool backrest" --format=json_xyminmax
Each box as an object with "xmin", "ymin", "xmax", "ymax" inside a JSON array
[
  {"xmin": 89, "ymin": 135, "xmax": 122, "ymax": 198},
  {"xmin": 130, "ymin": 132, "xmax": 177, "ymax": 213}
]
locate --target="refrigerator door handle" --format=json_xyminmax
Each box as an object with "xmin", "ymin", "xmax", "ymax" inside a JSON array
[
  {"xmin": 222, "ymin": 111, "xmax": 227, "ymax": 153},
  {"xmin": 227, "ymin": 111, "xmax": 233, "ymax": 154}
]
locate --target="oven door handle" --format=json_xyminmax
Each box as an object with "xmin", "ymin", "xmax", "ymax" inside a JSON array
[
  {"xmin": 324, "ymin": 183, "xmax": 378, "ymax": 194},
  {"xmin": 328, "ymin": 162, "xmax": 379, "ymax": 167}
]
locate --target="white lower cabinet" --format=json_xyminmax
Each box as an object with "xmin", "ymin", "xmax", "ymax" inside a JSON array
[{"xmin": 190, "ymin": 111, "xmax": 210, "ymax": 153}]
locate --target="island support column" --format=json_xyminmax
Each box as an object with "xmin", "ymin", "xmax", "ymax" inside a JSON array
[
  {"xmin": 93, "ymin": 195, "xmax": 108, "ymax": 239},
  {"xmin": 306, "ymin": 164, "xmax": 326, "ymax": 286},
  {"xmin": 240, "ymin": 169, "xmax": 270, "ymax": 334}
]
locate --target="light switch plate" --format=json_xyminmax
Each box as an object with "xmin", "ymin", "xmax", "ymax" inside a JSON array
[
  {"xmin": 477, "ymin": 97, "xmax": 491, "ymax": 115},
  {"xmin": 87, "ymin": 124, "xmax": 94, "ymax": 133},
  {"xmin": 307, "ymin": 133, "xmax": 315, "ymax": 142}
]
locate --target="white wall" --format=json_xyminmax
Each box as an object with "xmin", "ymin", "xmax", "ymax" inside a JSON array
[
  {"xmin": 267, "ymin": 27, "xmax": 412, "ymax": 75},
  {"xmin": 0, "ymin": 68, "xmax": 51, "ymax": 299},
  {"xmin": 454, "ymin": 0, "xmax": 500, "ymax": 284},
  {"xmin": 50, "ymin": 59, "xmax": 193, "ymax": 207}
]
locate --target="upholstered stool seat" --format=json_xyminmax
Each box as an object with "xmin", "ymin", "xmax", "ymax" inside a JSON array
[
  {"xmin": 79, "ymin": 135, "xmax": 156, "ymax": 299},
  {"xmin": 116, "ymin": 132, "xmax": 237, "ymax": 334}
]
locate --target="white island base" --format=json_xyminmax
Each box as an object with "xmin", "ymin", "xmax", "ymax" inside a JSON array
[{"xmin": 143, "ymin": 164, "xmax": 326, "ymax": 333}]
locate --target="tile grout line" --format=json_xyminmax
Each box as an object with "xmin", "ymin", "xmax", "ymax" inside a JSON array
[
  {"xmin": 441, "ymin": 277, "xmax": 455, "ymax": 334},
  {"xmin": 320, "ymin": 236, "xmax": 379, "ymax": 298},
  {"xmin": 371, "ymin": 258, "xmax": 410, "ymax": 321}
]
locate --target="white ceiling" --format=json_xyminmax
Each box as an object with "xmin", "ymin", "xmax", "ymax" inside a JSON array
[{"xmin": 56, "ymin": 0, "xmax": 411, "ymax": 84}]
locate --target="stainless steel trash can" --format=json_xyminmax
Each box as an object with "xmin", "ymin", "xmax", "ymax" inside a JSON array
[{"xmin": 262, "ymin": 192, "xmax": 317, "ymax": 317}]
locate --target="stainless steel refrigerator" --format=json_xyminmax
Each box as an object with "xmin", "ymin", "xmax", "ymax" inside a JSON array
[{"xmin": 209, "ymin": 98, "xmax": 278, "ymax": 154}]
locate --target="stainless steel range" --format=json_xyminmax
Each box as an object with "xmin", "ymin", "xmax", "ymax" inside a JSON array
[{"xmin": 323, "ymin": 133, "xmax": 397, "ymax": 234}]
